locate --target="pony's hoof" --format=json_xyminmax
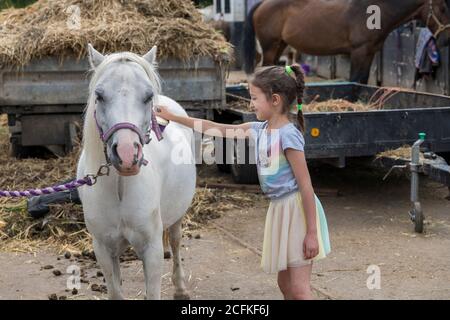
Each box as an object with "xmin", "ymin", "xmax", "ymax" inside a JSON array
[
  {"xmin": 164, "ymin": 251, "xmax": 171, "ymax": 259},
  {"xmin": 174, "ymin": 292, "xmax": 190, "ymax": 300}
]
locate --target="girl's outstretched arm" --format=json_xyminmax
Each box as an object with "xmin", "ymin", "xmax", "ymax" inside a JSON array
[
  {"xmin": 155, "ymin": 105, "xmax": 252, "ymax": 139},
  {"xmin": 285, "ymin": 149, "xmax": 320, "ymax": 260}
]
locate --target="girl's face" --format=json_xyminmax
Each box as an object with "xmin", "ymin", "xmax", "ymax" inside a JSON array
[{"xmin": 249, "ymin": 84, "xmax": 274, "ymax": 121}]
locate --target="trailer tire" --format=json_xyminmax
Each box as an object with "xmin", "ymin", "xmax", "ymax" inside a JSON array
[
  {"xmin": 411, "ymin": 202, "xmax": 424, "ymax": 233},
  {"xmin": 230, "ymin": 121, "xmax": 259, "ymax": 184}
]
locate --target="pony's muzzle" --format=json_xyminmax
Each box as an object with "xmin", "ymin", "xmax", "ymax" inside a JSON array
[{"xmin": 109, "ymin": 130, "xmax": 144, "ymax": 176}]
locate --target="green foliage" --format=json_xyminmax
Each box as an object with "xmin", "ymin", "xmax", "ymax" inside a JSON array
[
  {"xmin": 0, "ymin": 0, "xmax": 37, "ymax": 10},
  {"xmin": 193, "ymin": 0, "xmax": 213, "ymax": 8}
]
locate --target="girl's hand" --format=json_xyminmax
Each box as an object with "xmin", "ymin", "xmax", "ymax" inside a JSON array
[
  {"xmin": 303, "ymin": 231, "xmax": 319, "ymax": 260},
  {"xmin": 154, "ymin": 105, "xmax": 174, "ymax": 121}
]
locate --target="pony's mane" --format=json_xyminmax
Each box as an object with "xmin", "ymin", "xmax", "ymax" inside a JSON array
[{"xmin": 82, "ymin": 52, "xmax": 161, "ymax": 170}]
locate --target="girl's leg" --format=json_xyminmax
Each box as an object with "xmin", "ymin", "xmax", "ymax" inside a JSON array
[
  {"xmin": 277, "ymin": 269, "xmax": 291, "ymax": 300},
  {"xmin": 287, "ymin": 263, "xmax": 313, "ymax": 300}
]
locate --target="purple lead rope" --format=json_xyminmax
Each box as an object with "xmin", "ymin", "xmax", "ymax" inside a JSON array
[
  {"xmin": 0, "ymin": 164, "xmax": 111, "ymax": 198},
  {"xmin": 0, "ymin": 177, "xmax": 94, "ymax": 198}
]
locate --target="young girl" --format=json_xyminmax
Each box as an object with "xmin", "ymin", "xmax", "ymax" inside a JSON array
[{"xmin": 155, "ymin": 64, "xmax": 331, "ymax": 300}]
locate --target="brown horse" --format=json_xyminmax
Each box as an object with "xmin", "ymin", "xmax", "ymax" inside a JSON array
[{"xmin": 243, "ymin": 0, "xmax": 450, "ymax": 84}]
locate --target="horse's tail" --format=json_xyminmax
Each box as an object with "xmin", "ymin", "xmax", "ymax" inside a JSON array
[{"xmin": 243, "ymin": 1, "xmax": 262, "ymax": 74}]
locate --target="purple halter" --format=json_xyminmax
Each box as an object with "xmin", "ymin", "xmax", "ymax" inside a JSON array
[{"xmin": 94, "ymin": 109, "xmax": 165, "ymax": 166}]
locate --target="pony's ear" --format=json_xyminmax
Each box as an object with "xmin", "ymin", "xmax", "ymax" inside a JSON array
[
  {"xmin": 142, "ymin": 46, "xmax": 157, "ymax": 64},
  {"xmin": 87, "ymin": 43, "xmax": 105, "ymax": 69}
]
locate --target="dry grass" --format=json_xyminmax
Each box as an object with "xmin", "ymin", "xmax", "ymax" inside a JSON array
[
  {"xmin": 229, "ymin": 97, "xmax": 385, "ymax": 113},
  {"xmin": 376, "ymin": 145, "xmax": 425, "ymax": 162},
  {"xmin": 0, "ymin": 0, "xmax": 232, "ymax": 68}
]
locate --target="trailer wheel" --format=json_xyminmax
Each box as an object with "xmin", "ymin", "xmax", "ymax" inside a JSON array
[
  {"xmin": 230, "ymin": 121, "xmax": 259, "ymax": 184},
  {"xmin": 410, "ymin": 202, "xmax": 424, "ymax": 233}
]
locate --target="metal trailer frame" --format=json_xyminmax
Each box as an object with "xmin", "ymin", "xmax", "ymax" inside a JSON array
[
  {"xmin": 0, "ymin": 56, "xmax": 227, "ymax": 157},
  {"xmin": 224, "ymin": 82, "xmax": 450, "ymax": 164}
]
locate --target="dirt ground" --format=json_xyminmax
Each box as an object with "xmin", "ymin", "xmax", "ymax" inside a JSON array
[{"xmin": 1, "ymin": 160, "xmax": 450, "ymax": 300}]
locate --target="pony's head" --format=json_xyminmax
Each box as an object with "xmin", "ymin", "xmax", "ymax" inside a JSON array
[{"xmin": 85, "ymin": 44, "xmax": 161, "ymax": 176}]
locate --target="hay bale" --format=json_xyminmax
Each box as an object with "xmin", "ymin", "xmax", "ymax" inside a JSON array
[{"xmin": 0, "ymin": 0, "xmax": 232, "ymax": 67}]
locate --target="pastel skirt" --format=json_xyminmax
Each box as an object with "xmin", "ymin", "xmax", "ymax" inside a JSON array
[{"xmin": 261, "ymin": 191, "xmax": 331, "ymax": 274}]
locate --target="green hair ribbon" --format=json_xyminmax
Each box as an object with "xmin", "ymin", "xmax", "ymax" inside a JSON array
[{"xmin": 285, "ymin": 65, "xmax": 294, "ymax": 76}]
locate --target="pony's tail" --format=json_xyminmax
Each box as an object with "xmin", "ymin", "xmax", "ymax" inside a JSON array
[{"xmin": 243, "ymin": 2, "xmax": 262, "ymax": 74}]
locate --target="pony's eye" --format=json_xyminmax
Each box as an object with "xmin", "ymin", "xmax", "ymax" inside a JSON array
[
  {"xmin": 144, "ymin": 93, "xmax": 154, "ymax": 104},
  {"xmin": 95, "ymin": 88, "xmax": 105, "ymax": 103},
  {"xmin": 96, "ymin": 94, "xmax": 104, "ymax": 103}
]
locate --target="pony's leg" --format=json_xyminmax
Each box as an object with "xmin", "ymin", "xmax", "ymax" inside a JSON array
[
  {"xmin": 141, "ymin": 239, "xmax": 163, "ymax": 300},
  {"xmin": 350, "ymin": 46, "xmax": 376, "ymax": 84},
  {"xmin": 163, "ymin": 229, "xmax": 172, "ymax": 259},
  {"xmin": 137, "ymin": 216, "xmax": 164, "ymax": 300},
  {"xmin": 93, "ymin": 238, "xmax": 124, "ymax": 300},
  {"xmin": 169, "ymin": 218, "xmax": 190, "ymax": 300}
]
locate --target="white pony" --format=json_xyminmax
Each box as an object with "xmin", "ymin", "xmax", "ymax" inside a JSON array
[{"xmin": 76, "ymin": 44, "xmax": 196, "ymax": 300}]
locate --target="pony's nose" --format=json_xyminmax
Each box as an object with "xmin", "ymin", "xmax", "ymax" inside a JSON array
[
  {"xmin": 113, "ymin": 141, "xmax": 141, "ymax": 168},
  {"xmin": 111, "ymin": 142, "xmax": 122, "ymax": 165},
  {"xmin": 133, "ymin": 142, "xmax": 143, "ymax": 165}
]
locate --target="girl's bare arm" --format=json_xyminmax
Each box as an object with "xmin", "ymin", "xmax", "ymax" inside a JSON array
[{"xmin": 155, "ymin": 105, "xmax": 253, "ymax": 139}]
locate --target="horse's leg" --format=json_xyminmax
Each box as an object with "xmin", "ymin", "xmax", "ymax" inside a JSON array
[
  {"xmin": 169, "ymin": 218, "xmax": 190, "ymax": 300},
  {"xmin": 93, "ymin": 238, "xmax": 124, "ymax": 300},
  {"xmin": 163, "ymin": 229, "xmax": 171, "ymax": 259},
  {"xmin": 262, "ymin": 40, "xmax": 287, "ymax": 66},
  {"xmin": 350, "ymin": 46, "xmax": 376, "ymax": 84}
]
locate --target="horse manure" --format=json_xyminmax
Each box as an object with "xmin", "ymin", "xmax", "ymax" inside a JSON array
[
  {"xmin": 194, "ymin": 234, "xmax": 201, "ymax": 239},
  {"xmin": 58, "ymin": 296, "xmax": 67, "ymax": 300},
  {"xmin": 91, "ymin": 284, "xmax": 108, "ymax": 293},
  {"xmin": 53, "ymin": 270, "xmax": 62, "ymax": 276},
  {"xmin": 48, "ymin": 294, "xmax": 58, "ymax": 300},
  {"xmin": 96, "ymin": 271, "xmax": 104, "ymax": 277},
  {"xmin": 82, "ymin": 250, "xmax": 96, "ymax": 260},
  {"xmin": 42, "ymin": 265, "xmax": 54, "ymax": 270},
  {"xmin": 71, "ymin": 288, "xmax": 78, "ymax": 295},
  {"xmin": 64, "ymin": 252, "xmax": 72, "ymax": 259}
]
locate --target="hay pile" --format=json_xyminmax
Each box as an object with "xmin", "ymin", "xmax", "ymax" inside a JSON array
[
  {"xmin": 228, "ymin": 98, "xmax": 380, "ymax": 113},
  {"xmin": 0, "ymin": 116, "xmax": 260, "ymax": 254},
  {"xmin": 302, "ymin": 99, "xmax": 373, "ymax": 112},
  {"xmin": 0, "ymin": 0, "xmax": 232, "ymax": 67},
  {"xmin": 377, "ymin": 146, "xmax": 425, "ymax": 162}
]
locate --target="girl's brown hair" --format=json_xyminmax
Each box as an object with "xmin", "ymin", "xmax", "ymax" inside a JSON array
[{"xmin": 249, "ymin": 64, "xmax": 305, "ymax": 133}]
